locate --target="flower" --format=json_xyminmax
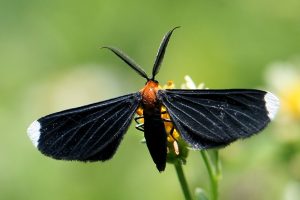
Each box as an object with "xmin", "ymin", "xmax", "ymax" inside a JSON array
[
  {"xmin": 265, "ymin": 61, "xmax": 300, "ymax": 120},
  {"xmin": 181, "ymin": 75, "xmax": 206, "ymax": 90},
  {"xmin": 265, "ymin": 59, "xmax": 300, "ymax": 144}
]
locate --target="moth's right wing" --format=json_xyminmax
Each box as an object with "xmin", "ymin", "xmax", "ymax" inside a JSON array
[
  {"xmin": 27, "ymin": 93, "xmax": 141, "ymax": 161},
  {"xmin": 158, "ymin": 89, "xmax": 279, "ymax": 149}
]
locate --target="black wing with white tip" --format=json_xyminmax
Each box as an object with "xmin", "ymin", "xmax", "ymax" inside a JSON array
[
  {"xmin": 157, "ymin": 89, "xmax": 279, "ymax": 149},
  {"xmin": 27, "ymin": 93, "xmax": 142, "ymax": 161}
]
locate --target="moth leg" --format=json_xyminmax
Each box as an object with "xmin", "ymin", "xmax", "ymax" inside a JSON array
[
  {"xmin": 160, "ymin": 111, "xmax": 177, "ymax": 142},
  {"xmin": 160, "ymin": 109, "xmax": 172, "ymax": 122},
  {"xmin": 169, "ymin": 125, "xmax": 177, "ymax": 141},
  {"xmin": 134, "ymin": 115, "xmax": 144, "ymax": 123},
  {"xmin": 134, "ymin": 115, "xmax": 144, "ymax": 132},
  {"xmin": 135, "ymin": 123, "xmax": 144, "ymax": 132},
  {"xmin": 162, "ymin": 118, "xmax": 172, "ymax": 122}
]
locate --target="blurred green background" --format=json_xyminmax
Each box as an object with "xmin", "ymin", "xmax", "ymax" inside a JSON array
[{"xmin": 1, "ymin": 0, "xmax": 300, "ymax": 199}]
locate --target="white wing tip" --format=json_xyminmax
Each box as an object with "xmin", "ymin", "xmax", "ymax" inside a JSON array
[
  {"xmin": 27, "ymin": 120, "xmax": 41, "ymax": 148},
  {"xmin": 264, "ymin": 92, "xmax": 280, "ymax": 120}
]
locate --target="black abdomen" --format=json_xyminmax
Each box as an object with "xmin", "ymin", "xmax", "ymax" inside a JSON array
[{"xmin": 143, "ymin": 106, "xmax": 167, "ymax": 172}]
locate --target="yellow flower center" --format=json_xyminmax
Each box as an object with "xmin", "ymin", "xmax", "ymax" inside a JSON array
[{"xmin": 281, "ymin": 80, "xmax": 300, "ymax": 119}]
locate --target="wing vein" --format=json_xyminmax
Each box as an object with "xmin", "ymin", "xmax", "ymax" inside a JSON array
[
  {"xmin": 173, "ymin": 95, "xmax": 242, "ymax": 138},
  {"xmin": 162, "ymin": 95, "xmax": 222, "ymax": 140}
]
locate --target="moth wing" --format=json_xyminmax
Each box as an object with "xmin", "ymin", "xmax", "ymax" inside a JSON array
[
  {"xmin": 157, "ymin": 89, "xmax": 279, "ymax": 149},
  {"xmin": 27, "ymin": 92, "xmax": 141, "ymax": 161}
]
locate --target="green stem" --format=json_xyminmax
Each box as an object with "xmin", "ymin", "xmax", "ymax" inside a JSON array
[
  {"xmin": 200, "ymin": 150, "xmax": 220, "ymax": 200},
  {"xmin": 214, "ymin": 151, "xmax": 222, "ymax": 178},
  {"xmin": 174, "ymin": 161, "xmax": 193, "ymax": 200}
]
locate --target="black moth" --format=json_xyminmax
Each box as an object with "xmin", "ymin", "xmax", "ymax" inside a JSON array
[{"xmin": 27, "ymin": 27, "xmax": 279, "ymax": 172}]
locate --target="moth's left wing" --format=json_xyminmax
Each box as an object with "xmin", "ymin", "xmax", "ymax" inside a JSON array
[
  {"xmin": 157, "ymin": 89, "xmax": 279, "ymax": 149},
  {"xmin": 27, "ymin": 92, "xmax": 141, "ymax": 161}
]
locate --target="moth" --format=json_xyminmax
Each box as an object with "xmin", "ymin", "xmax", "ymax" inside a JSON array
[{"xmin": 27, "ymin": 27, "xmax": 279, "ymax": 171}]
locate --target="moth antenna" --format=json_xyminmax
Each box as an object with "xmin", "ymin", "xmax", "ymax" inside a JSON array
[
  {"xmin": 102, "ymin": 46, "xmax": 149, "ymax": 80},
  {"xmin": 151, "ymin": 26, "xmax": 180, "ymax": 80}
]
